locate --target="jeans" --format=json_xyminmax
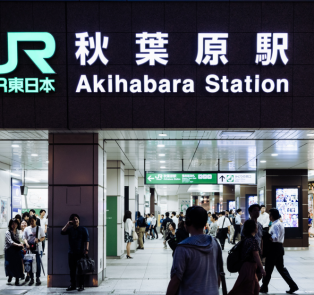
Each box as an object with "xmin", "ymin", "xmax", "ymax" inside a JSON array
[
  {"xmin": 30, "ymin": 251, "xmax": 42, "ymax": 279},
  {"xmin": 68, "ymin": 253, "xmax": 84, "ymax": 287}
]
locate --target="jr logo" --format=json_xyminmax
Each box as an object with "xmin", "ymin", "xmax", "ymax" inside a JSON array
[{"xmin": 0, "ymin": 32, "xmax": 56, "ymax": 74}]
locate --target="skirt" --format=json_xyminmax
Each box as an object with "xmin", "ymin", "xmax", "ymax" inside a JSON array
[
  {"xmin": 228, "ymin": 262, "xmax": 260, "ymax": 295},
  {"xmin": 124, "ymin": 231, "xmax": 134, "ymax": 243},
  {"xmin": 5, "ymin": 247, "xmax": 24, "ymax": 279}
]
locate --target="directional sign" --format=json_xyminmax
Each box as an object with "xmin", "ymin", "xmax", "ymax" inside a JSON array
[
  {"xmin": 217, "ymin": 173, "xmax": 256, "ymax": 184},
  {"xmin": 145, "ymin": 172, "xmax": 217, "ymax": 185}
]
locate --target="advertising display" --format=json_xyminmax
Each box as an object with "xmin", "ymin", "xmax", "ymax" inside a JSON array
[
  {"xmin": 246, "ymin": 194, "xmax": 258, "ymax": 219},
  {"xmin": 0, "ymin": 198, "xmax": 8, "ymax": 227},
  {"xmin": 259, "ymin": 188, "xmax": 265, "ymax": 205},
  {"xmin": 276, "ymin": 188, "xmax": 299, "ymax": 228},
  {"xmin": 11, "ymin": 178, "xmax": 22, "ymax": 218},
  {"xmin": 228, "ymin": 200, "xmax": 236, "ymax": 211}
]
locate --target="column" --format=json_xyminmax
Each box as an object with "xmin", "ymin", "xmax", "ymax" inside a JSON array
[
  {"xmin": 106, "ymin": 160, "xmax": 124, "ymax": 258},
  {"xmin": 235, "ymin": 184, "xmax": 257, "ymax": 223},
  {"xmin": 48, "ymin": 133, "xmax": 105, "ymax": 287},
  {"xmin": 221, "ymin": 185, "xmax": 235, "ymax": 211},
  {"xmin": 138, "ymin": 177, "xmax": 145, "ymax": 215}
]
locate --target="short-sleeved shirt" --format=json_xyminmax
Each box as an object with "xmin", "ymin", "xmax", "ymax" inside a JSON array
[
  {"xmin": 61, "ymin": 226, "xmax": 89, "ymax": 254},
  {"xmin": 23, "ymin": 226, "xmax": 46, "ymax": 252},
  {"xmin": 39, "ymin": 218, "xmax": 48, "ymax": 230},
  {"xmin": 217, "ymin": 216, "xmax": 231, "ymax": 229},
  {"xmin": 241, "ymin": 236, "xmax": 260, "ymax": 262}
]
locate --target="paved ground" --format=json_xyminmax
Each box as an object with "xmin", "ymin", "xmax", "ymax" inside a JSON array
[{"xmin": 0, "ymin": 237, "xmax": 314, "ymax": 294}]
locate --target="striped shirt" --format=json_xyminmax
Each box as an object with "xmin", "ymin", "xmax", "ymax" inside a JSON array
[{"xmin": 4, "ymin": 230, "xmax": 20, "ymax": 250}]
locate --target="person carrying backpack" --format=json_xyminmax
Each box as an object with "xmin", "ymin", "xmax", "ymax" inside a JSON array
[{"xmin": 162, "ymin": 212, "xmax": 173, "ymax": 249}]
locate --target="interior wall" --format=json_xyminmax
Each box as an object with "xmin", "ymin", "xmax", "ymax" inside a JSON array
[
  {"xmin": 167, "ymin": 195, "xmax": 179, "ymax": 214},
  {"xmin": 0, "ymin": 163, "xmax": 10, "ymax": 257}
]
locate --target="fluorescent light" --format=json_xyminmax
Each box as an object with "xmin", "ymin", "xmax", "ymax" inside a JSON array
[
  {"xmin": 160, "ymin": 166, "xmax": 166, "ymax": 168},
  {"xmin": 46, "ymin": 161, "xmax": 49, "ymax": 163},
  {"xmin": 260, "ymin": 160, "xmax": 266, "ymax": 163},
  {"xmin": 163, "ymin": 186, "xmax": 167, "ymax": 188},
  {"xmin": 160, "ymin": 161, "xmax": 165, "ymax": 163},
  {"xmin": 159, "ymin": 154, "xmax": 165, "ymax": 156},
  {"xmin": 10, "ymin": 172, "xmax": 20, "ymax": 177},
  {"xmin": 271, "ymin": 154, "xmax": 278, "ymax": 156},
  {"xmin": 11, "ymin": 144, "xmax": 19, "ymax": 148},
  {"xmin": 31, "ymin": 154, "xmax": 38, "ymax": 157},
  {"xmin": 220, "ymin": 131, "xmax": 254, "ymax": 137},
  {"xmin": 25, "ymin": 177, "xmax": 40, "ymax": 183},
  {"xmin": 159, "ymin": 133, "xmax": 167, "ymax": 137},
  {"xmin": 307, "ymin": 134, "xmax": 314, "ymax": 136},
  {"xmin": 157, "ymin": 144, "xmax": 165, "ymax": 147}
]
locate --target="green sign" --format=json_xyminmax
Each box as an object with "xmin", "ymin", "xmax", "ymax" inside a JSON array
[
  {"xmin": 106, "ymin": 196, "xmax": 117, "ymax": 256},
  {"xmin": 145, "ymin": 172, "xmax": 217, "ymax": 185}
]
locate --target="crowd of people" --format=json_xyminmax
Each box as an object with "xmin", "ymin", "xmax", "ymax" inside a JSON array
[{"xmin": 4, "ymin": 209, "xmax": 47, "ymax": 286}]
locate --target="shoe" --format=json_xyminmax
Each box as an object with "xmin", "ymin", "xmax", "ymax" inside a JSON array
[
  {"xmin": 36, "ymin": 278, "xmax": 41, "ymax": 286},
  {"xmin": 78, "ymin": 286, "xmax": 84, "ymax": 291},
  {"xmin": 127, "ymin": 255, "xmax": 133, "ymax": 259},
  {"xmin": 7, "ymin": 276, "xmax": 12, "ymax": 283},
  {"xmin": 29, "ymin": 278, "xmax": 34, "ymax": 286},
  {"xmin": 260, "ymin": 285, "xmax": 268, "ymax": 293},
  {"xmin": 286, "ymin": 286, "xmax": 299, "ymax": 294},
  {"xmin": 25, "ymin": 276, "xmax": 30, "ymax": 283},
  {"xmin": 43, "ymin": 252, "xmax": 46, "ymax": 255},
  {"xmin": 66, "ymin": 285, "xmax": 76, "ymax": 291},
  {"xmin": 15, "ymin": 279, "xmax": 20, "ymax": 286}
]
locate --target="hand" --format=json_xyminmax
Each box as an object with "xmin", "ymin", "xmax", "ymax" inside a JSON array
[
  {"xmin": 19, "ymin": 243, "xmax": 24, "ymax": 248},
  {"xmin": 240, "ymin": 223, "xmax": 243, "ymax": 226},
  {"xmin": 261, "ymin": 269, "xmax": 266, "ymax": 277},
  {"xmin": 84, "ymin": 250, "xmax": 89, "ymax": 255},
  {"xmin": 35, "ymin": 238, "xmax": 39, "ymax": 244},
  {"xmin": 26, "ymin": 244, "xmax": 30, "ymax": 249},
  {"xmin": 67, "ymin": 221, "xmax": 73, "ymax": 226}
]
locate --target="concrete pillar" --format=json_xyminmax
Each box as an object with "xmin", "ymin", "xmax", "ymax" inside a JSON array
[
  {"xmin": 106, "ymin": 161, "xmax": 124, "ymax": 258},
  {"xmin": 221, "ymin": 185, "xmax": 235, "ymax": 211},
  {"xmin": 48, "ymin": 133, "xmax": 105, "ymax": 287},
  {"xmin": 235, "ymin": 184, "xmax": 257, "ymax": 223},
  {"xmin": 138, "ymin": 177, "xmax": 145, "ymax": 215}
]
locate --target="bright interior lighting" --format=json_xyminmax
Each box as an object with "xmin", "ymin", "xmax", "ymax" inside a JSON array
[
  {"xmin": 160, "ymin": 161, "xmax": 165, "ymax": 163},
  {"xmin": 160, "ymin": 166, "xmax": 166, "ymax": 168},
  {"xmin": 271, "ymin": 154, "xmax": 278, "ymax": 156},
  {"xmin": 163, "ymin": 186, "xmax": 167, "ymax": 188},
  {"xmin": 46, "ymin": 161, "xmax": 49, "ymax": 163},
  {"xmin": 307, "ymin": 134, "xmax": 314, "ymax": 136},
  {"xmin": 9, "ymin": 172, "xmax": 20, "ymax": 177},
  {"xmin": 159, "ymin": 154, "xmax": 165, "ymax": 156},
  {"xmin": 260, "ymin": 160, "xmax": 266, "ymax": 163},
  {"xmin": 25, "ymin": 177, "xmax": 40, "ymax": 183},
  {"xmin": 220, "ymin": 131, "xmax": 254, "ymax": 137},
  {"xmin": 159, "ymin": 133, "xmax": 167, "ymax": 137},
  {"xmin": 31, "ymin": 154, "xmax": 38, "ymax": 157},
  {"xmin": 157, "ymin": 144, "xmax": 165, "ymax": 147},
  {"xmin": 11, "ymin": 144, "xmax": 19, "ymax": 148}
]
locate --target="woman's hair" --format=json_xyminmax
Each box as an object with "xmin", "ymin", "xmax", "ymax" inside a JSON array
[
  {"xmin": 211, "ymin": 214, "xmax": 218, "ymax": 221},
  {"xmin": 123, "ymin": 210, "xmax": 132, "ymax": 222},
  {"xmin": 229, "ymin": 210, "xmax": 233, "ymax": 214},
  {"xmin": 29, "ymin": 215, "xmax": 37, "ymax": 223},
  {"xmin": 169, "ymin": 222, "xmax": 176, "ymax": 230},
  {"xmin": 178, "ymin": 220, "xmax": 185, "ymax": 229},
  {"xmin": 22, "ymin": 212, "xmax": 29, "ymax": 219},
  {"xmin": 242, "ymin": 220, "xmax": 257, "ymax": 237},
  {"xmin": 8, "ymin": 219, "xmax": 19, "ymax": 230}
]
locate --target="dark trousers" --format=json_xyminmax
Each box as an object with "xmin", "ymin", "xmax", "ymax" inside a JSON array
[
  {"xmin": 152, "ymin": 226, "xmax": 158, "ymax": 239},
  {"xmin": 30, "ymin": 252, "xmax": 42, "ymax": 279},
  {"xmin": 42, "ymin": 239, "xmax": 45, "ymax": 253},
  {"xmin": 68, "ymin": 253, "xmax": 84, "ymax": 287},
  {"xmin": 262, "ymin": 243, "xmax": 298, "ymax": 289},
  {"xmin": 218, "ymin": 228, "xmax": 228, "ymax": 249},
  {"xmin": 233, "ymin": 225, "xmax": 241, "ymax": 243}
]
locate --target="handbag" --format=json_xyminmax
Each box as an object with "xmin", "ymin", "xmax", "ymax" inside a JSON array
[
  {"xmin": 24, "ymin": 251, "xmax": 37, "ymax": 273},
  {"xmin": 132, "ymin": 230, "xmax": 138, "ymax": 240},
  {"xmin": 28, "ymin": 226, "xmax": 39, "ymax": 253},
  {"xmin": 77, "ymin": 255, "xmax": 95, "ymax": 275},
  {"xmin": 214, "ymin": 238, "xmax": 228, "ymax": 295}
]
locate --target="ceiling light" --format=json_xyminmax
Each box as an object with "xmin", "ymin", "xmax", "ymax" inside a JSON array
[
  {"xmin": 160, "ymin": 166, "xmax": 166, "ymax": 168},
  {"xmin": 307, "ymin": 134, "xmax": 314, "ymax": 136},
  {"xmin": 159, "ymin": 154, "xmax": 165, "ymax": 156},
  {"xmin": 11, "ymin": 144, "xmax": 19, "ymax": 148},
  {"xmin": 9, "ymin": 172, "xmax": 20, "ymax": 177},
  {"xmin": 46, "ymin": 161, "xmax": 49, "ymax": 163},
  {"xmin": 31, "ymin": 154, "xmax": 38, "ymax": 157},
  {"xmin": 220, "ymin": 131, "xmax": 254, "ymax": 137},
  {"xmin": 260, "ymin": 160, "xmax": 266, "ymax": 163},
  {"xmin": 25, "ymin": 177, "xmax": 40, "ymax": 183},
  {"xmin": 271, "ymin": 154, "xmax": 278, "ymax": 156},
  {"xmin": 159, "ymin": 133, "xmax": 167, "ymax": 137},
  {"xmin": 160, "ymin": 161, "xmax": 165, "ymax": 163},
  {"xmin": 163, "ymin": 186, "xmax": 167, "ymax": 188},
  {"xmin": 157, "ymin": 144, "xmax": 165, "ymax": 147}
]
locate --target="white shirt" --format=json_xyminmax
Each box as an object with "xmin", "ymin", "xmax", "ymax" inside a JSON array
[
  {"xmin": 172, "ymin": 216, "xmax": 179, "ymax": 229},
  {"xmin": 270, "ymin": 219, "xmax": 285, "ymax": 243},
  {"xmin": 257, "ymin": 212, "xmax": 270, "ymax": 228},
  {"xmin": 147, "ymin": 217, "xmax": 152, "ymax": 226},
  {"xmin": 217, "ymin": 216, "xmax": 231, "ymax": 229},
  {"xmin": 151, "ymin": 217, "xmax": 157, "ymax": 227},
  {"xmin": 23, "ymin": 225, "xmax": 45, "ymax": 252},
  {"xmin": 124, "ymin": 218, "xmax": 133, "ymax": 235},
  {"xmin": 39, "ymin": 217, "xmax": 48, "ymax": 231},
  {"xmin": 235, "ymin": 214, "xmax": 242, "ymax": 225}
]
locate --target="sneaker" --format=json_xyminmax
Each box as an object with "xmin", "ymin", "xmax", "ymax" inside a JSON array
[
  {"xmin": 36, "ymin": 278, "xmax": 41, "ymax": 286},
  {"xmin": 43, "ymin": 252, "xmax": 46, "ymax": 255},
  {"xmin": 66, "ymin": 285, "xmax": 76, "ymax": 291},
  {"xmin": 29, "ymin": 278, "xmax": 34, "ymax": 286},
  {"xmin": 25, "ymin": 276, "xmax": 30, "ymax": 283},
  {"xmin": 286, "ymin": 286, "xmax": 299, "ymax": 294},
  {"xmin": 77, "ymin": 285, "xmax": 85, "ymax": 291}
]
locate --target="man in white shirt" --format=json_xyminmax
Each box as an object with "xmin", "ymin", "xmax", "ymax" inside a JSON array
[
  {"xmin": 150, "ymin": 213, "xmax": 158, "ymax": 239},
  {"xmin": 232, "ymin": 209, "xmax": 243, "ymax": 244},
  {"xmin": 146, "ymin": 214, "xmax": 152, "ymax": 239},
  {"xmin": 260, "ymin": 209, "xmax": 298, "ymax": 294},
  {"xmin": 24, "ymin": 215, "xmax": 46, "ymax": 286},
  {"xmin": 257, "ymin": 205, "xmax": 270, "ymax": 231},
  {"xmin": 216, "ymin": 211, "xmax": 231, "ymax": 250},
  {"xmin": 171, "ymin": 212, "xmax": 179, "ymax": 230},
  {"xmin": 39, "ymin": 209, "xmax": 47, "ymax": 255}
]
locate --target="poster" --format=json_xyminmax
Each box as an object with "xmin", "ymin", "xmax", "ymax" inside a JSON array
[
  {"xmin": 0, "ymin": 198, "xmax": 8, "ymax": 226},
  {"xmin": 228, "ymin": 201, "xmax": 236, "ymax": 211},
  {"xmin": 259, "ymin": 189, "xmax": 265, "ymax": 205},
  {"xmin": 248, "ymin": 196, "xmax": 258, "ymax": 206},
  {"xmin": 11, "ymin": 178, "xmax": 22, "ymax": 217},
  {"xmin": 276, "ymin": 188, "xmax": 299, "ymax": 228}
]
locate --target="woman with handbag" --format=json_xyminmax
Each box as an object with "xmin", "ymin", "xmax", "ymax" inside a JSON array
[
  {"xmin": 124, "ymin": 211, "xmax": 135, "ymax": 259},
  {"xmin": 4, "ymin": 219, "xmax": 24, "ymax": 286},
  {"xmin": 228, "ymin": 220, "xmax": 266, "ymax": 295}
]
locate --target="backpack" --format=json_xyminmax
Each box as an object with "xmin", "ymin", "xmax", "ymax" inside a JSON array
[{"xmin": 226, "ymin": 239, "xmax": 245, "ymax": 273}]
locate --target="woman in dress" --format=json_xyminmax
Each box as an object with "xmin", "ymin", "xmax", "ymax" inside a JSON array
[
  {"xmin": 207, "ymin": 213, "xmax": 218, "ymax": 237},
  {"xmin": 124, "ymin": 211, "xmax": 135, "ymax": 259},
  {"xmin": 5, "ymin": 219, "xmax": 24, "ymax": 285},
  {"xmin": 228, "ymin": 219, "xmax": 266, "ymax": 295}
]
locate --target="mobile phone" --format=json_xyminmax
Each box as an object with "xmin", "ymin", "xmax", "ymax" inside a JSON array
[{"xmin": 69, "ymin": 221, "xmax": 74, "ymax": 225}]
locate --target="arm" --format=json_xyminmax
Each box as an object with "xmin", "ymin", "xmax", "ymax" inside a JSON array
[
  {"xmin": 253, "ymin": 251, "xmax": 266, "ymax": 276},
  {"xmin": 6, "ymin": 231, "xmax": 23, "ymax": 247},
  {"xmin": 166, "ymin": 274, "xmax": 181, "ymax": 295},
  {"xmin": 84, "ymin": 242, "xmax": 89, "ymax": 255},
  {"xmin": 228, "ymin": 225, "xmax": 230, "ymax": 233},
  {"xmin": 61, "ymin": 221, "xmax": 71, "ymax": 234}
]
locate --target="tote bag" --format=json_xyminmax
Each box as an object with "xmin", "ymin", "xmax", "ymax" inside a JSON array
[{"xmin": 24, "ymin": 251, "xmax": 36, "ymax": 273}]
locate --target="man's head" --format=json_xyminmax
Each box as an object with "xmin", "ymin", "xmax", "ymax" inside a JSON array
[
  {"xmin": 22, "ymin": 212, "xmax": 29, "ymax": 221},
  {"xmin": 269, "ymin": 208, "xmax": 280, "ymax": 222},
  {"xmin": 229, "ymin": 209, "xmax": 234, "ymax": 215},
  {"xmin": 225, "ymin": 210, "xmax": 229, "ymax": 216},
  {"xmin": 208, "ymin": 211, "xmax": 211, "ymax": 217},
  {"xmin": 161, "ymin": 214, "xmax": 164, "ymax": 218},
  {"xmin": 172, "ymin": 212, "xmax": 176, "ymax": 217},
  {"xmin": 180, "ymin": 212, "xmax": 183, "ymax": 216},
  {"xmin": 218, "ymin": 212, "xmax": 222, "ymax": 217},
  {"xmin": 260, "ymin": 205, "xmax": 266, "ymax": 214},
  {"xmin": 29, "ymin": 209, "xmax": 36, "ymax": 216},
  {"xmin": 40, "ymin": 209, "xmax": 46, "ymax": 217},
  {"xmin": 151, "ymin": 213, "xmax": 154, "ymax": 217},
  {"xmin": 69, "ymin": 213, "xmax": 80, "ymax": 227},
  {"xmin": 185, "ymin": 206, "xmax": 207, "ymax": 233},
  {"xmin": 165, "ymin": 212, "xmax": 170, "ymax": 217},
  {"xmin": 221, "ymin": 211, "xmax": 225, "ymax": 216},
  {"xmin": 29, "ymin": 215, "xmax": 37, "ymax": 227},
  {"xmin": 236, "ymin": 208, "xmax": 242, "ymax": 215},
  {"xmin": 248, "ymin": 204, "xmax": 261, "ymax": 220}
]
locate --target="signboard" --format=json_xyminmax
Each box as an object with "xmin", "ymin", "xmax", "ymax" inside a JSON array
[
  {"xmin": 217, "ymin": 173, "xmax": 256, "ymax": 184},
  {"xmin": 145, "ymin": 172, "xmax": 217, "ymax": 185},
  {"xmin": 11, "ymin": 178, "xmax": 22, "ymax": 218}
]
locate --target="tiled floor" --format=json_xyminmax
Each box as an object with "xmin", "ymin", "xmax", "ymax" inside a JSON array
[{"xmin": 1, "ymin": 238, "xmax": 314, "ymax": 294}]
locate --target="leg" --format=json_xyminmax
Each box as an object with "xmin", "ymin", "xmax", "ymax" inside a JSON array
[
  {"xmin": 68, "ymin": 253, "xmax": 77, "ymax": 287},
  {"xmin": 42, "ymin": 239, "xmax": 45, "ymax": 253},
  {"xmin": 127, "ymin": 243, "xmax": 131, "ymax": 256},
  {"xmin": 261, "ymin": 256, "xmax": 276, "ymax": 290},
  {"xmin": 138, "ymin": 229, "xmax": 143, "ymax": 248},
  {"xmin": 275, "ymin": 253, "xmax": 298, "ymax": 289},
  {"xmin": 36, "ymin": 252, "xmax": 41, "ymax": 278},
  {"xmin": 233, "ymin": 226, "xmax": 239, "ymax": 244}
]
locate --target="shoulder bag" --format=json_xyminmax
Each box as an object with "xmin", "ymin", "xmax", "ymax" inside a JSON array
[
  {"xmin": 216, "ymin": 218, "xmax": 226, "ymax": 239},
  {"xmin": 29, "ymin": 226, "xmax": 39, "ymax": 253}
]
